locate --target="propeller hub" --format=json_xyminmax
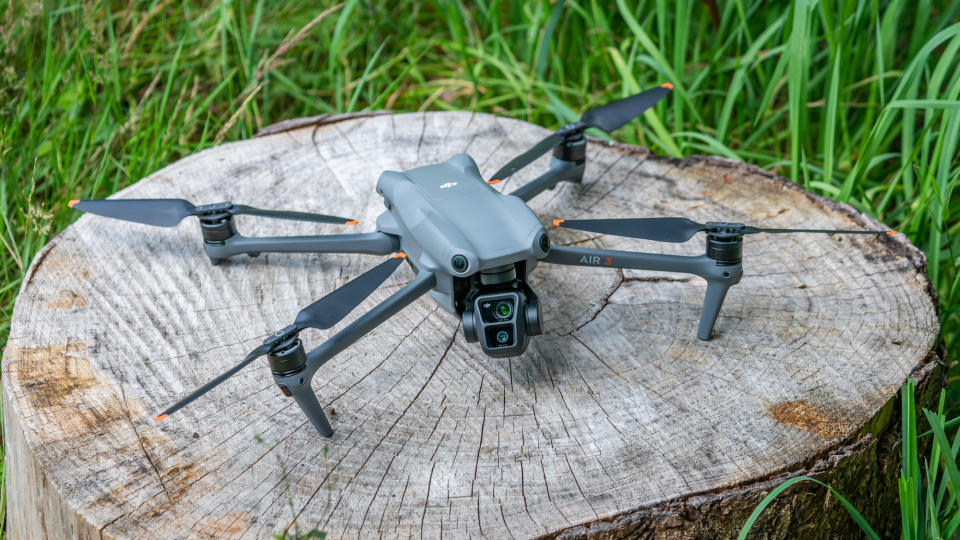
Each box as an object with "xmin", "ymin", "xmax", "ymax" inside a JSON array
[
  {"xmin": 704, "ymin": 222, "xmax": 747, "ymax": 239},
  {"xmin": 195, "ymin": 202, "xmax": 234, "ymax": 215},
  {"xmin": 559, "ymin": 122, "xmax": 587, "ymax": 138},
  {"xmin": 265, "ymin": 325, "xmax": 301, "ymax": 347}
]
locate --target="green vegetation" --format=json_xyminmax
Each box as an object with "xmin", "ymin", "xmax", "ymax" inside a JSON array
[
  {"xmin": 1, "ymin": 0, "xmax": 957, "ymax": 535},
  {"xmin": 739, "ymin": 380, "xmax": 960, "ymax": 538}
]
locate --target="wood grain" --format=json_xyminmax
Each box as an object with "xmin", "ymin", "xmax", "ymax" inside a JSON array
[{"xmin": 2, "ymin": 111, "xmax": 940, "ymax": 538}]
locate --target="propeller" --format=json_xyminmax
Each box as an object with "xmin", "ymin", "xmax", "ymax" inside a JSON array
[
  {"xmin": 552, "ymin": 217, "xmax": 896, "ymax": 243},
  {"xmin": 153, "ymin": 253, "xmax": 407, "ymax": 421},
  {"xmin": 488, "ymin": 83, "xmax": 673, "ymax": 182},
  {"xmin": 68, "ymin": 198, "xmax": 358, "ymax": 227}
]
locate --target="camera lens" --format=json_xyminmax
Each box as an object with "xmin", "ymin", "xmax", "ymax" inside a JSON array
[
  {"xmin": 494, "ymin": 300, "xmax": 512, "ymax": 320},
  {"xmin": 451, "ymin": 254, "xmax": 468, "ymax": 272},
  {"xmin": 539, "ymin": 233, "xmax": 550, "ymax": 253},
  {"xmin": 496, "ymin": 330, "xmax": 509, "ymax": 344}
]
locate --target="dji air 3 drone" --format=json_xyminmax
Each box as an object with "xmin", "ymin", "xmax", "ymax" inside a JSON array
[{"xmin": 69, "ymin": 83, "xmax": 893, "ymax": 437}]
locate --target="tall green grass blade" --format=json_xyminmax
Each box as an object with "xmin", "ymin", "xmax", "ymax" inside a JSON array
[
  {"xmin": 822, "ymin": 45, "xmax": 841, "ymax": 189},
  {"xmin": 347, "ymin": 40, "xmax": 387, "ymax": 113},
  {"xmin": 535, "ymin": 0, "xmax": 565, "ymax": 80},
  {"xmin": 736, "ymin": 475, "xmax": 880, "ymax": 540},
  {"xmin": 923, "ymin": 409, "xmax": 960, "ymax": 510},
  {"xmin": 786, "ymin": 0, "xmax": 811, "ymax": 183}
]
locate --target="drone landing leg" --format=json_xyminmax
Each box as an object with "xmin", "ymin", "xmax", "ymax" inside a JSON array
[
  {"xmin": 698, "ymin": 279, "xmax": 732, "ymax": 340},
  {"xmin": 286, "ymin": 382, "xmax": 333, "ymax": 437},
  {"xmin": 509, "ymin": 157, "xmax": 585, "ymax": 201},
  {"xmin": 542, "ymin": 245, "xmax": 741, "ymax": 340},
  {"xmin": 203, "ymin": 232, "xmax": 400, "ymax": 261},
  {"xmin": 272, "ymin": 271, "xmax": 437, "ymax": 437}
]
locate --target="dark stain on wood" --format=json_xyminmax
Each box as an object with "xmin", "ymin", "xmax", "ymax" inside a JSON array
[
  {"xmin": 769, "ymin": 401, "xmax": 848, "ymax": 439},
  {"xmin": 15, "ymin": 342, "xmax": 96, "ymax": 408}
]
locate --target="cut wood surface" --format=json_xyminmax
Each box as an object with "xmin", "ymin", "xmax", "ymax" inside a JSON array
[{"xmin": 3, "ymin": 111, "xmax": 941, "ymax": 539}]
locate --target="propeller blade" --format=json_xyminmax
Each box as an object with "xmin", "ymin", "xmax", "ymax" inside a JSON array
[
  {"xmin": 553, "ymin": 217, "xmax": 705, "ymax": 243},
  {"xmin": 742, "ymin": 226, "xmax": 897, "ymax": 236},
  {"xmin": 154, "ymin": 253, "xmax": 407, "ymax": 421},
  {"xmin": 580, "ymin": 84, "xmax": 673, "ymax": 133},
  {"xmin": 553, "ymin": 216, "xmax": 895, "ymax": 242},
  {"xmin": 487, "ymin": 132, "xmax": 566, "ymax": 182},
  {"xmin": 70, "ymin": 198, "xmax": 358, "ymax": 227},
  {"xmin": 69, "ymin": 199, "xmax": 197, "ymax": 227},
  {"xmin": 294, "ymin": 253, "xmax": 407, "ymax": 330},
  {"xmin": 487, "ymin": 84, "xmax": 672, "ymax": 182},
  {"xmin": 154, "ymin": 342, "xmax": 273, "ymax": 421},
  {"xmin": 230, "ymin": 204, "xmax": 357, "ymax": 225}
]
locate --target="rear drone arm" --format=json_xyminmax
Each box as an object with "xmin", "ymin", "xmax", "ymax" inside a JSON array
[
  {"xmin": 508, "ymin": 155, "xmax": 585, "ymax": 202},
  {"xmin": 203, "ymin": 231, "xmax": 400, "ymax": 262},
  {"xmin": 542, "ymin": 245, "xmax": 741, "ymax": 340},
  {"xmin": 272, "ymin": 271, "xmax": 437, "ymax": 436},
  {"xmin": 488, "ymin": 84, "xmax": 673, "ymax": 201}
]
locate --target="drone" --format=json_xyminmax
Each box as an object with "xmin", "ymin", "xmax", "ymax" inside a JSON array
[{"xmin": 69, "ymin": 83, "xmax": 894, "ymax": 438}]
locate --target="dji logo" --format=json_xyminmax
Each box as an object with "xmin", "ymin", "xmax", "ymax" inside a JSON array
[{"xmin": 440, "ymin": 181, "xmax": 458, "ymax": 189}]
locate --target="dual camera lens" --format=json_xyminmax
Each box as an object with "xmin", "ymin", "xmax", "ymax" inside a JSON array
[{"xmin": 494, "ymin": 300, "xmax": 512, "ymax": 320}]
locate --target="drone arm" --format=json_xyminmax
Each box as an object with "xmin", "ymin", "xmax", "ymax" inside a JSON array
[
  {"xmin": 272, "ymin": 271, "xmax": 437, "ymax": 436},
  {"xmin": 542, "ymin": 245, "xmax": 740, "ymax": 340},
  {"xmin": 508, "ymin": 157, "xmax": 585, "ymax": 202},
  {"xmin": 542, "ymin": 245, "xmax": 727, "ymax": 275},
  {"xmin": 303, "ymin": 270, "xmax": 436, "ymax": 374},
  {"xmin": 203, "ymin": 232, "xmax": 400, "ymax": 260}
]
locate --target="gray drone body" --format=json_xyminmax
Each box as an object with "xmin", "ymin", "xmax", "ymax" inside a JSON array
[
  {"xmin": 375, "ymin": 154, "xmax": 546, "ymax": 308},
  {"xmin": 375, "ymin": 153, "xmax": 549, "ymax": 356},
  {"xmin": 67, "ymin": 83, "xmax": 892, "ymax": 438}
]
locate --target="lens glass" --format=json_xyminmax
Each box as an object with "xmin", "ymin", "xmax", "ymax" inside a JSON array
[
  {"xmin": 484, "ymin": 325, "xmax": 513, "ymax": 347},
  {"xmin": 495, "ymin": 301, "xmax": 512, "ymax": 319}
]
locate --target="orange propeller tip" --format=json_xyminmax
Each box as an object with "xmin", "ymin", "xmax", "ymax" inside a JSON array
[
  {"xmin": 153, "ymin": 414, "xmax": 168, "ymax": 421},
  {"xmin": 552, "ymin": 219, "xmax": 565, "ymax": 227},
  {"xmin": 68, "ymin": 199, "xmax": 80, "ymax": 208},
  {"xmin": 345, "ymin": 219, "xmax": 359, "ymax": 226},
  {"xmin": 886, "ymin": 230, "xmax": 898, "ymax": 235},
  {"xmin": 661, "ymin": 82, "xmax": 674, "ymax": 90},
  {"xmin": 488, "ymin": 179, "xmax": 501, "ymax": 185},
  {"xmin": 393, "ymin": 252, "xmax": 407, "ymax": 259}
]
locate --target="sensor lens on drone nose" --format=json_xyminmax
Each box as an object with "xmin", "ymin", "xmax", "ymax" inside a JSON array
[
  {"xmin": 451, "ymin": 254, "xmax": 468, "ymax": 272},
  {"xmin": 496, "ymin": 330, "xmax": 510, "ymax": 344}
]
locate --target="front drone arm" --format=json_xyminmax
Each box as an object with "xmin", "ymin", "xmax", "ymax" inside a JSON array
[
  {"xmin": 271, "ymin": 271, "xmax": 437, "ymax": 436},
  {"xmin": 203, "ymin": 231, "xmax": 400, "ymax": 261},
  {"xmin": 542, "ymin": 245, "xmax": 741, "ymax": 340}
]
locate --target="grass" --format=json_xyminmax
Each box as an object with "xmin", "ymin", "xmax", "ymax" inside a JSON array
[
  {"xmin": 739, "ymin": 379, "xmax": 960, "ymax": 538},
  {"xmin": 0, "ymin": 0, "xmax": 957, "ymax": 536}
]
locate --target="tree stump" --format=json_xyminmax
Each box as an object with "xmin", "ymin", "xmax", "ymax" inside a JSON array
[{"xmin": 2, "ymin": 111, "xmax": 941, "ymax": 539}]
